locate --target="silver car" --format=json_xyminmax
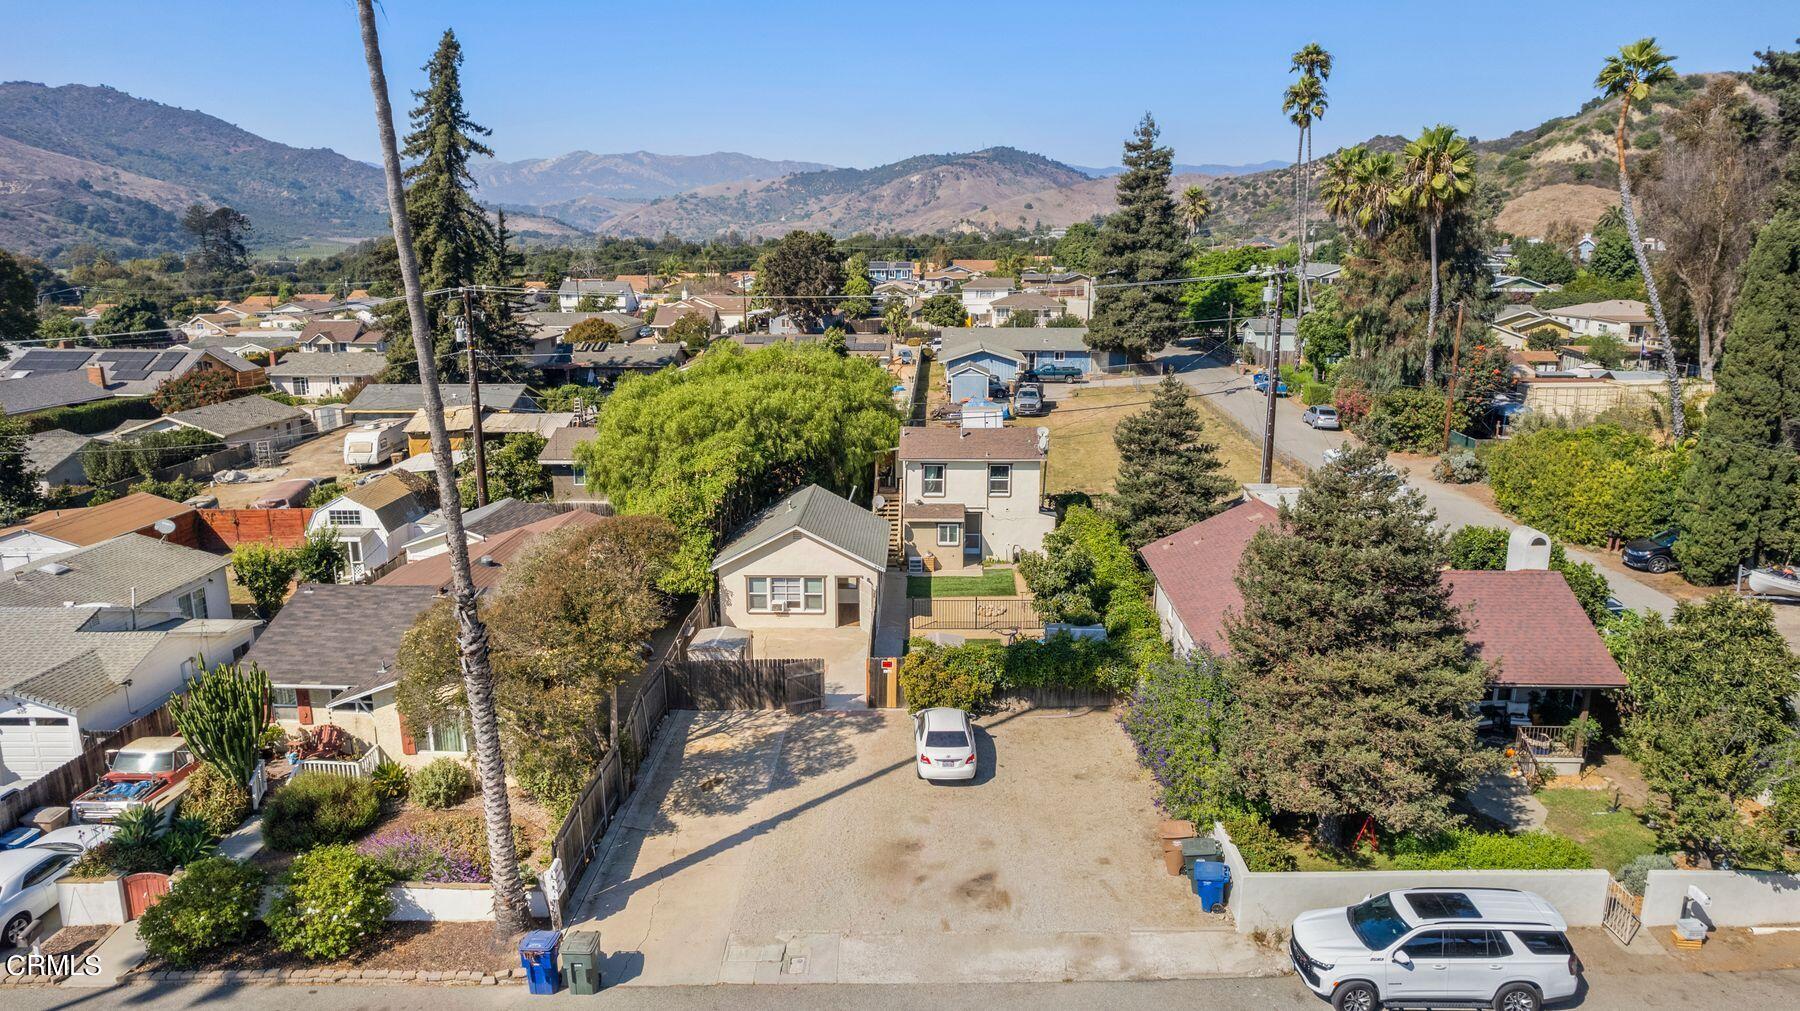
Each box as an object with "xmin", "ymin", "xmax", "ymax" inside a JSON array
[
  {"xmin": 914, "ymin": 707, "xmax": 978, "ymax": 782},
  {"xmin": 1303, "ymin": 405, "xmax": 1342, "ymax": 430}
]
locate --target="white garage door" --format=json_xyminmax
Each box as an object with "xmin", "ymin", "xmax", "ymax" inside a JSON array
[{"xmin": 0, "ymin": 715, "xmax": 80, "ymax": 781}]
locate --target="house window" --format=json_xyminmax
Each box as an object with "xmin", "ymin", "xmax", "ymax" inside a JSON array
[
  {"xmin": 272, "ymin": 687, "xmax": 299, "ymax": 719},
  {"xmin": 176, "ymin": 587, "xmax": 208, "ymax": 619},
  {"xmin": 988, "ymin": 464, "xmax": 1012, "ymax": 497},
  {"xmin": 337, "ymin": 697, "xmax": 376, "ymax": 715},
  {"xmin": 936, "ymin": 523, "xmax": 961, "ymax": 546},
  {"xmin": 922, "ymin": 463, "xmax": 946, "ymax": 497},
  {"xmin": 1053, "ymin": 351, "xmax": 1066, "ymax": 361},
  {"xmin": 747, "ymin": 576, "xmax": 825, "ymax": 613},
  {"xmin": 572, "ymin": 465, "xmax": 586, "ymax": 488},
  {"xmin": 326, "ymin": 508, "xmax": 361, "ymax": 526},
  {"xmin": 292, "ymin": 377, "xmax": 309, "ymax": 395},
  {"xmin": 425, "ymin": 720, "xmax": 466, "ymax": 753}
]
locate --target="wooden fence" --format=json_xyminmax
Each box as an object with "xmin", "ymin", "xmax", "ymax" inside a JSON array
[
  {"xmin": 0, "ymin": 708, "xmax": 175, "ymax": 833},
  {"xmin": 196, "ymin": 508, "xmax": 315, "ymax": 550},
  {"xmin": 667, "ymin": 658, "xmax": 825, "ymax": 711},
  {"xmin": 907, "ymin": 596, "xmax": 1043, "ymax": 632}
]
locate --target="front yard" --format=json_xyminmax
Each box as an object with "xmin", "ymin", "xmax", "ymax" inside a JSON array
[
  {"xmin": 1039, "ymin": 384, "xmax": 1300, "ymax": 496},
  {"xmin": 1536, "ymin": 786, "xmax": 1660, "ymax": 876},
  {"xmin": 905, "ymin": 565, "xmax": 1021, "ymax": 598}
]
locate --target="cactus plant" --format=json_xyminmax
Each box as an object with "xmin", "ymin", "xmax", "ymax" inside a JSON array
[{"xmin": 169, "ymin": 660, "xmax": 272, "ymax": 786}]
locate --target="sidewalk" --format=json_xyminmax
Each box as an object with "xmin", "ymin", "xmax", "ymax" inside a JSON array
[{"xmin": 62, "ymin": 922, "xmax": 145, "ymax": 989}]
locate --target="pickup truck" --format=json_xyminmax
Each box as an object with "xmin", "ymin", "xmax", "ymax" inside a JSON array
[
  {"xmin": 1027, "ymin": 363, "xmax": 1084, "ymax": 383},
  {"xmin": 71, "ymin": 737, "xmax": 197, "ymax": 825}
]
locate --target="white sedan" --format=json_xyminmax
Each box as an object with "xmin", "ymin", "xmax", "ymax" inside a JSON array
[
  {"xmin": 914, "ymin": 707, "xmax": 978, "ymax": 782},
  {"xmin": 0, "ymin": 843, "xmax": 82, "ymax": 947}
]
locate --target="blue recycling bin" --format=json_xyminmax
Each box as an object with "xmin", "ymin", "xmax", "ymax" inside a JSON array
[
  {"xmin": 1191, "ymin": 859, "xmax": 1230, "ymax": 912},
  {"xmin": 519, "ymin": 930, "xmax": 563, "ymax": 995}
]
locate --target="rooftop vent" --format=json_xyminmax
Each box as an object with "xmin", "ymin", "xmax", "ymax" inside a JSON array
[{"xmin": 37, "ymin": 562, "xmax": 72, "ymax": 576}]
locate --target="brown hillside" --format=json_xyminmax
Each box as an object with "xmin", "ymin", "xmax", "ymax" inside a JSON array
[{"xmin": 1494, "ymin": 183, "xmax": 1618, "ymax": 239}]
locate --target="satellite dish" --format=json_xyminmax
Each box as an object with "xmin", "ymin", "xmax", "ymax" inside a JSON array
[
  {"xmin": 872, "ymin": 495, "xmax": 887, "ymax": 511},
  {"xmin": 152, "ymin": 518, "xmax": 178, "ymax": 537}
]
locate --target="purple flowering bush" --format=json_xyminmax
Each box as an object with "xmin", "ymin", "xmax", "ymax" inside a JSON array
[
  {"xmin": 357, "ymin": 828, "xmax": 482, "ymax": 883},
  {"xmin": 1118, "ymin": 650, "xmax": 1243, "ymax": 826}
]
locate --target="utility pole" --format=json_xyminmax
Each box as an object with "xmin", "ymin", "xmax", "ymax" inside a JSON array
[
  {"xmin": 1440, "ymin": 299, "xmax": 1466, "ymax": 453},
  {"xmin": 1259, "ymin": 268, "xmax": 1286, "ymax": 485},
  {"xmin": 459, "ymin": 286, "xmax": 489, "ymax": 508}
]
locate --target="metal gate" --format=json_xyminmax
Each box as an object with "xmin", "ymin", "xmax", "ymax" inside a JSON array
[
  {"xmin": 123, "ymin": 872, "xmax": 171, "ymax": 919},
  {"xmin": 1603, "ymin": 877, "xmax": 1641, "ymax": 945},
  {"xmin": 785, "ymin": 665, "xmax": 824, "ymax": 714}
]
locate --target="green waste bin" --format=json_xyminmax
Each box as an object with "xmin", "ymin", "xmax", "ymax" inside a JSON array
[
  {"xmin": 1178, "ymin": 836, "xmax": 1222, "ymax": 875},
  {"xmin": 561, "ymin": 929, "xmax": 602, "ymax": 995}
]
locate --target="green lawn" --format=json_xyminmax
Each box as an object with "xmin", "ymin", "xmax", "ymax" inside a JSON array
[
  {"xmin": 1536, "ymin": 787, "xmax": 1661, "ymax": 874},
  {"xmin": 906, "ymin": 566, "xmax": 1019, "ymax": 598}
]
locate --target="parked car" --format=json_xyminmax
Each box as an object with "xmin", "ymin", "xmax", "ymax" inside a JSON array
[
  {"xmin": 1302, "ymin": 405, "xmax": 1341, "ymax": 430},
  {"xmin": 914, "ymin": 707, "xmax": 977, "ymax": 782},
  {"xmin": 250, "ymin": 477, "xmax": 318, "ymax": 509},
  {"xmin": 1621, "ymin": 528, "xmax": 1679, "ymax": 573},
  {"xmin": 1289, "ymin": 888, "xmax": 1580, "ymax": 1011},
  {"xmin": 0, "ymin": 843, "xmax": 82, "ymax": 946},
  {"xmin": 29, "ymin": 825, "xmax": 117, "ymax": 853},
  {"xmin": 1013, "ymin": 383, "xmax": 1046, "ymax": 417},
  {"xmin": 1028, "ymin": 363, "xmax": 1084, "ymax": 383},
  {"xmin": 71, "ymin": 737, "xmax": 197, "ymax": 825},
  {"xmin": 1252, "ymin": 372, "xmax": 1290, "ymax": 396}
]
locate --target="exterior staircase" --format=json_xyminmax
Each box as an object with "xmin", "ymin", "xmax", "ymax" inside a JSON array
[{"xmin": 877, "ymin": 495, "xmax": 902, "ymax": 566}]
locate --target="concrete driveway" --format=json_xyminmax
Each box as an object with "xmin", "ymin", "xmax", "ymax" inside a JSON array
[
  {"xmin": 749, "ymin": 626, "xmax": 870, "ymax": 710},
  {"xmin": 569, "ymin": 709, "xmax": 1270, "ymax": 987}
]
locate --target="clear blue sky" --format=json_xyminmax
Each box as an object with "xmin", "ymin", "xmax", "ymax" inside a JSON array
[{"xmin": 3, "ymin": 1, "xmax": 1793, "ymax": 168}]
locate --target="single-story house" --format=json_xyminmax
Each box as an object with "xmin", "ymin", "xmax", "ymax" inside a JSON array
[
  {"xmin": 561, "ymin": 342, "xmax": 686, "ymax": 385},
  {"xmin": 0, "ymin": 531, "xmax": 233, "ymax": 619},
  {"xmin": 1518, "ymin": 367, "xmax": 1676, "ymax": 424},
  {"xmin": 266, "ymin": 351, "xmax": 387, "ymax": 400},
  {"xmin": 295, "ymin": 320, "xmax": 388, "ymax": 354},
  {"xmin": 1238, "ymin": 316, "xmax": 1302, "ymax": 367},
  {"xmin": 0, "ymin": 371, "xmax": 115, "ymax": 418},
  {"xmin": 241, "ymin": 583, "xmax": 455, "ymax": 768},
  {"xmin": 0, "ymin": 604, "xmax": 258, "ymax": 785},
  {"xmin": 1544, "ymin": 299, "xmax": 1656, "ymax": 345},
  {"xmin": 116, "ymin": 395, "xmax": 312, "ymax": 449},
  {"xmin": 0, "ymin": 493, "xmax": 199, "ymax": 573},
  {"xmin": 306, "ymin": 471, "xmax": 434, "ymax": 582},
  {"xmin": 398, "ymin": 407, "xmax": 573, "ymax": 458},
  {"xmin": 710, "ymin": 484, "xmax": 887, "ymax": 641},
  {"xmin": 538, "ymin": 427, "xmax": 600, "ymax": 503},
  {"xmin": 23, "ymin": 429, "xmax": 92, "ymax": 489},
  {"xmin": 379, "ymin": 510, "xmax": 601, "ymax": 593},
  {"xmin": 343, "ymin": 384, "xmax": 536, "ymax": 422},
  {"xmin": 1492, "ymin": 274, "xmax": 1559, "ymax": 295},
  {"xmin": 868, "ymin": 260, "xmax": 917, "ymax": 283},
  {"xmin": 523, "ymin": 311, "xmax": 651, "ymax": 343},
  {"xmin": 938, "ymin": 327, "xmax": 1121, "ymax": 401},
  {"xmin": 2, "ymin": 347, "xmax": 264, "ymax": 398}
]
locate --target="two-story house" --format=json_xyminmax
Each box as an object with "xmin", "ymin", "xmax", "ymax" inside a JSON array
[
  {"xmin": 305, "ymin": 472, "xmax": 433, "ymax": 582},
  {"xmin": 296, "ymin": 320, "xmax": 389, "ymax": 354},
  {"xmin": 867, "ymin": 260, "xmax": 917, "ymax": 283},
  {"xmin": 557, "ymin": 278, "xmax": 640, "ymax": 314},
  {"xmin": 959, "ymin": 276, "xmax": 1016, "ymax": 325},
  {"xmin": 894, "ymin": 426, "xmax": 1055, "ymax": 568}
]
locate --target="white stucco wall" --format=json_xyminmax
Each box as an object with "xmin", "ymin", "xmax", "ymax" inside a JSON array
[
  {"xmin": 1640, "ymin": 869, "xmax": 1800, "ymax": 927},
  {"xmin": 901, "ymin": 458, "xmax": 1053, "ymax": 559},
  {"xmin": 387, "ymin": 883, "xmax": 551, "ymax": 921},
  {"xmin": 136, "ymin": 568, "xmax": 231, "ymax": 623},
  {"xmin": 0, "ymin": 531, "xmax": 78, "ymax": 572},
  {"xmin": 716, "ymin": 530, "xmax": 882, "ymax": 634},
  {"xmin": 57, "ymin": 877, "xmax": 127, "ymax": 925},
  {"xmin": 1153, "ymin": 583, "xmax": 1195, "ymax": 657}
]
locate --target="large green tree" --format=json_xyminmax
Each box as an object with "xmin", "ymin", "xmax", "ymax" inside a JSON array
[
  {"xmin": 180, "ymin": 204, "xmax": 252, "ymax": 279},
  {"xmin": 0, "ymin": 416, "xmax": 43, "ymax": 525},
  {"xmin": 384, "ymin": 28, "xmax": 496, "ymax": 382},
  {"xmin": 919, "ymin": 292, "xmax": 966, "ymax": 328},
  {"xmin": 1750, "ymin": 38, "xmax": 1800, "ymax": 212},
  {"xmin": 0, "ymin": 249, "xmax": 40, "ymax": 348},
  {"xmin": 1086, "ymin": 114, "xmax": 1186, "ymax": 357},
  {"xmin": 1511, "ymin": 241, "xmax": 1578, "ymax": 285},
  {"xmin": 753, "ymin": 231, "xmax": 844, "ymax": 330},
  {"xmin": 1612, "ymin": 596, "xmax": 1800, "ymax": 866},
  {"xmin": 1226, "ymin": 445, "xmax": 1491, "ymax": 845},
  {"xmin": 1108, "ymin": 376, "xmax": 1236, "ymax": 548},
  {"xmin": 96, "ymin": 297, "xmax": 167, "ymax": 343},
  {"xmin": 1675, "ymin": 213, "xmax": 1800, "ymax": 582}
]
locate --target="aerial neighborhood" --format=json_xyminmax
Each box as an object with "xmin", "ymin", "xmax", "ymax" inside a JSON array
[{"xmin": 0, "ymin": 7, "xmax": 1796, "ymax": 1008}]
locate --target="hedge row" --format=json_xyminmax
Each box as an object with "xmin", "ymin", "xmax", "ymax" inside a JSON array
[
  {"xmin": 24, "ymin": 395, "xmax": 160, "ymax": 435},
  {"xmin": 1486, "ymin": 425, "xmax": 1686, "ymax": 544}
]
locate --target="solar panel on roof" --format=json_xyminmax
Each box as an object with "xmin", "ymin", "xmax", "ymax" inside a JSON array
[
  {"xmin": 99, "ymin": 351, "xmax": 156, "ymax": 368},
  {"xmin": 12, "ymin": 350, "xmax": 90, "ymax": 371},
  {"xmin": 150, "ymin": 351, "xmax": 186, "ymax": 371}
]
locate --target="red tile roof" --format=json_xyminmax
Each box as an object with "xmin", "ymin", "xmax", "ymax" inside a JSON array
[
  {"xmin": 1443, "ymin": 569, "xmax": 1625, "ymax": 688},
  {"xmin": 1137, "ymin": 499, "xmax": 1279, "ymax": 654}
]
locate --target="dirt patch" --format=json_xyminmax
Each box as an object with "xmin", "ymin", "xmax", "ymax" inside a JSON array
[
  {"xmin": 133, "ymin": 920, "xmax": 544, "ymax": 977},
  {"xmin": 41, "ymin": 924, "xmax": 114, "ymax": 960},
  {"xmin": 1495, "ymin": 183, "xmax": 1618, "ymax": 238},
  {"xmin": 1572, "ymin": 926, "xmax": 1800, "ymax": 975},
  {"xmin": 207, "ymin": 427, "xmax": 356, "ymax": 508},
  {"xmin": 955, "ymin": 871, "xmax": 1012, "ymax": 912}
]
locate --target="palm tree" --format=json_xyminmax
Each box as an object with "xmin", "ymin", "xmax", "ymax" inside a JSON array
[
  {"xmin": 1319, "ymin": 147, "xmax": 1366, "ymax": 228},
  {"xmin": 1284, "ymin": 75, "xmax": 1327, "ymax": 312},
  {"xmin": 1597, "ymin": 38, "xmax": 1685, "ymax": 437},
  {"xmin": 1595, "ymin": 204, "xmax": 1626, "ymax": 233},
  {"xmin": 1178, "ymin": 185, "xmax": 1213, "ymax": 239},
  {"xmin": 1398, "ymin": 124, "xmax": 1475, "ymax": 384},
  {"xmin": 355, "ymin": 0, "xmax": 528, "ymax": 939},
  {"xmin": 1289, "ymin": 45, "xmax": 1332, "ymax": 310},
  {"xmin": 1351, "ymin": 152, "xmax": 1404, "ymax": 240}
]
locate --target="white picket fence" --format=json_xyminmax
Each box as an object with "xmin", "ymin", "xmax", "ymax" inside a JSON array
[{"xmin": 293, "ymin": 746, "xmax": 384, "ymax": 780}]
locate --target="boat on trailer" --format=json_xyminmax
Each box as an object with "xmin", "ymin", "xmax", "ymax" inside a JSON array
[{"xmin": 1742, "ymin": 564, "xmax": 1800, "ymax": 601}]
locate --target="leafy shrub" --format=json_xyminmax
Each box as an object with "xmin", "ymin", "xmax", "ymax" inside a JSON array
[
  {"xmin": 1388, "ymin": 830, "xmax": 1593, "ymax": 870},
  {"xmin": 1617, "ymin": 854, "xmax": 1674, "ymax": 896},
  {"xmin": 1331, "ymin": 383, "xmax": 1372, "ymax": 424},
  {"xmin": 1432, "ymin": 450, "xmax": 1486, "ymax": 484},
  {"xmin": 262, "ymin": 774, "xmax": 381, "ymax": 851},
  {"xmin": 68, "ymin": 843, "xmax": 117, "ymax": 880},
  {"xmin": 1300, "ymin": 381, "xmax": 1332, "ymax": 406},
  {"xmin": 265, "ymin": 845, "xmax": 393, "ymax": 961},
  {"xmin": 1222, "ymin": 815, "xmax": 1299, "ymax": 872},
  {"xmin": 259, "ymin": 724, "xmax": 290, "ymax": 754},
  {"xmin": 411, "ymin": 758, "xmax": 474, "ymax": 810},
  {"xmin": 182, "ymin": 763, "xmax": 252, "ymax": 837},
  {"xmin": 1486, "ymin": 425, "xmax": 1686, "ymax": 544},
  {"xmin": 1122, "ymin": 652, "xmax": 1242, "ymax": 826},
  {"xmin": 110, "ymin": 805, "xmax": 169, "ymax": 874},
  {"xmin": 406, "ymin": 813, "xmax": 529, "ymax": 880},
  {"xmin": 1359, "ymin": 388, "xmax": 1450, "ymax": 453},
  {"xmin": 900, "ymin": 639, "xmax": 1004, "ymax": 715},
  {"xmin": 137, "ymin": 857, "xmax": 265, "ymax": 966},
  {"xmin": 158, "ymin": 816, "xmax": 219, "ymax": 869},
  {"xmin": 370, "ymin": 759, "xmax": 410, "ymax": 802},
  {"xmin": 357, "ymin": 828, "xmax": 482, "ymax": 883}
]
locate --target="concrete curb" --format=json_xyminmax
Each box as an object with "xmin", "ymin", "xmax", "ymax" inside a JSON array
[{"xmin": 121, "ymin": 966, "xmax": 528, "ymax": 987}]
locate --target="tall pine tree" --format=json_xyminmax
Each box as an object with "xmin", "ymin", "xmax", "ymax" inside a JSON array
[
  {"xmin": 1109, "ymin": 376, "xmax": 1237, "ymax": 547},
  {"xmin": 1226, "ymin": 446, "xmax": 1491, "ymax": 845},
  {"xmin": 1675, "ymin": 213, "xmax": 1800, "ymax": 583},
  {"xmin": 384, "ymin": 29, "xmax": 496, "ymax": 382},
  {"xmin": 1086, "ymin": 115, "xmax": 1185, "ymax": 358}
]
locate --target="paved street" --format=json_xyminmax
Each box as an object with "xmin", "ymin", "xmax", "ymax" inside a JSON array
[{"xmin": 9, "ymin": 969, "xmax": 1798, "ymax": 1010}]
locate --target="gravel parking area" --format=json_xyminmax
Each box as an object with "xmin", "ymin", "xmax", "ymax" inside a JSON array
[
  {"xmin": 571, "ymin": 708, "xmax": 1269, "ymax": 987},
  {"xmin": 206, "ymin": 427, "xmax": 358, "ymax": 507}
]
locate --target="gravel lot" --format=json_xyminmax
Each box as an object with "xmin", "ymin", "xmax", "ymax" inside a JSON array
[{"xmin": 206, "ymin": 426, "xmax": 359, "ymax": 507}]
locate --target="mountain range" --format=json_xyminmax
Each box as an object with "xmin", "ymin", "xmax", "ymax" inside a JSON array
[{"xmin": 0, "ymin": 76, "xmax": 1731, "ymax": 259}]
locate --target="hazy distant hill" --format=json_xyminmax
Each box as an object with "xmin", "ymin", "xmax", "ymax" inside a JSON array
[
  {"xmin": 1072, "ymin": 160, "xmax": 1288, "ymax": 178},
  {"xmin": 470, "ymin": 150, "xmax": 831, "ymax": 218},
  {"xmin": 0, "ymin": 82, "xmax": 390, "ymax": 258}
]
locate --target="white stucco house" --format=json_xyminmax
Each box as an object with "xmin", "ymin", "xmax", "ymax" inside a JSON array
[
  {"xmin": 959, "ymin": 277, "xmax": 1016, "ymax": 325},
  {"xmin": 305, "ymin": 472, "xmax": 433, "ymax": 582},
  {"xmin": 266, "ymin": 352, "xmax": 387, "ymax": 400},
  {"xmin": 710, "ymin": 485, "xmax": 888, "ymax": 643},
  {"xmin": 894, "ymin": 426, "xmax": 1055, "ymax": 567}
]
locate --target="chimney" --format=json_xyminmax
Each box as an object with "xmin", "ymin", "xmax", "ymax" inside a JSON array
[
  {"xmin": 85, "ymin": 364, "xmax": 106, "ymax": 387},
  {"xmin": 1505, "ymin": 526, "xmax": 1553, "ymax": 571}
]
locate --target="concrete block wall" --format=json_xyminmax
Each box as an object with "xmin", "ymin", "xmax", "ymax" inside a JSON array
[{"xmin": 1639, "ymin": 869, "xmax": 1800, "ymax": 927}]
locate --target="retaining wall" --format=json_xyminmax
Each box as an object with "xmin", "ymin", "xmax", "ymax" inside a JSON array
[{"xmin": 386, "ymin": 883, "xmax": 550, "ymax": 922}]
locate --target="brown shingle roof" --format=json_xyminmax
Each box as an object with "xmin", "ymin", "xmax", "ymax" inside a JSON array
[
  {"xmin": 343, "ymin": 472, "xmax": 431, "ymax": 530},
  {"xmin": 897, "ymin": 426, "xmax": 1045, "ymax": 462},
  {"xmin": 6, "ymin": 493, "xmax": 193, "ymax": 547},
  {"xmin": 1138, "ymin": 499, "xmax": 1279, "ymax": 654},
  {"xmin": 376, "ymin": 511, "xmax": 601, "ymax": 593},
  {"xmin": 1443, "ymin": 570, "xmax": 1626, "ymax": 688}
]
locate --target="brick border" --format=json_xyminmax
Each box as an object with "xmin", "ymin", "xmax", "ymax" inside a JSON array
[{"xmin": 124, "ymin": 966, "xmax": 527, "ymax": 987}]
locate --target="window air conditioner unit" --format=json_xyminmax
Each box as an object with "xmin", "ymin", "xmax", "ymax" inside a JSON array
[{"xmin": 770, "ymin": 601, "xmax": 789, "ymax": 613}]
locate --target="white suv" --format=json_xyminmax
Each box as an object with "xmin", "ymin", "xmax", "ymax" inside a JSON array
[{"xmin": 1289, "ymin": 888, "xmax": 1582, "ymax": 1011}]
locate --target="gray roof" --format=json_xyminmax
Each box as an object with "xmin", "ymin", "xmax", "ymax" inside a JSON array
[
  {"xmin": 710, "ymin": 484, "xmax": 888, "ymax": 573},
  {"xmin": 266, "ymin": 352, "xmax": 388, "ymax": 379},
  {"xmin": 340, "ymin": 472, "xmax": 431, "ymax": 531},
  {"xmin": 0, "ymin": 607, "xmax": 160, "ymax": 711},
  {"xmin": 939, "ymin": 326, "xmax": 1092, "ymax": 361},
  {"xmin": 346, "ymin": 383, "xmax": 536, "ymax": 414},
  {"xmin": 0, "ymin": 534, "xmax": 227, "ymax": 609},
  {"xmin": 539, "ymin": 427, "xmax": 592, "ymax": 466},
  {"xmin": 24, "ymin": 429, "xmax": 93, "ymax": 474},
  {"xmin": 557, "ymin": 278, "xmax": 634, "ymax": 297},
  {"xmin": 242, "ymin": 584, "xmax": 442, "ymax": 693},
  {"xmin": 524, "ymin": 311, "xmax": 647, "ymax": 337},
  {"xmin": 7, "ymin": 347, "xmax": 259, "ymax": 396},
  {"xmin": 570, "ymin": 342, "xmax": 685, "ymax": 370},
  {"xmin": 0, "ymin": 372, "xmax": 112, "ymax": 416},
  {"xmin": 962, "ymin": 277, "xmax": 1016, "ymax": 292},
  {"xmin": 162, "ymin": 395, "xmax": 308, "ymax": 439},
  {"xmin": 463, "ymin": 498, "xmax": 562, "ymax": 538}
]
